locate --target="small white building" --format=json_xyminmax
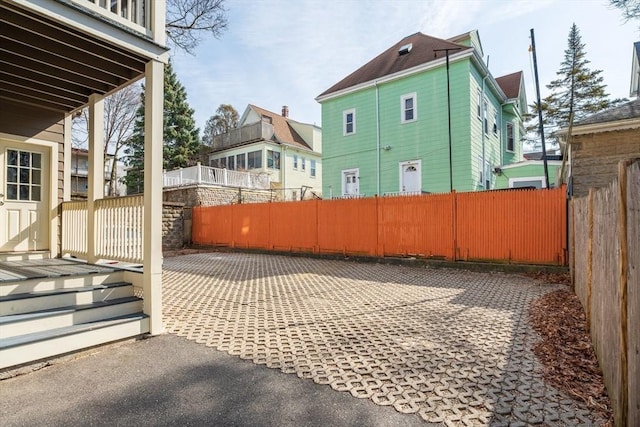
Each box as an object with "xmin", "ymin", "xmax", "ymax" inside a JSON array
[{"xmin": 208, "ymin": 105, "xmax": 322, "ymax": 200}]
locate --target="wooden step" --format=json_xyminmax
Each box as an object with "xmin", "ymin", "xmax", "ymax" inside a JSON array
[
  {"xmin": 0, "ymin": 296, "xmax": 143, "ymax": 339},
  {"xmin": 0, "ymin": 282, "xmax": 133, "ymax": 316},
  {"xmin": 0, "ymin": 313, "xmax": 149, "ymax": 370}
]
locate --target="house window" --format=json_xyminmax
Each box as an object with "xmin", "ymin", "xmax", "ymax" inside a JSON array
[
  {"xmin": 247, "ymin": 150, "xmax": 262, "ymax": 169},
  {"xmin": 310, "ymin": 159, "xmax": 316, "ymax": 177},
  {"xmin": 478, "ymin": 157, "xmax": 491, "ymax": 189},
  {"xmin": 401, "ymin": 93, "xmax": 417, "ymax": 123},
  {"xmin": 236, "ymin": 153, "xmax": 246, "ymax": 170},
  {"xmin": 219, "ymin": 157, "xmax": 227, "ymax": 169},
  {"xmin": 293, "ymin": 154, "xmax": 298, "ymax": 169},
  {"xmin": 301, "ymin": 156, "xmax": 306, "ymax": 171},
  {"xmin": 5, "ymin": 150, "xmax": 42, "ymax": 201},
  {"xmin": 483, "ymin": 99, "xmax": 489, "ymax": 134},
  {"xmin": 292, "ymin": 190, "xmax": 298, "ymax": 201},
  {"xmin": 267, "ymin": 150, "xmax": 281, "ymax": 169},
  {"xmin": 343, "ymin": 109, "xmax": 356, "ymax": 135},
  {"xmin": 227, "ymin": 155, "xmax": 235, "ymax": 170},
  {"xmin": 506, "ymin": 123, "xmax": 515, "ymax": 152},
  {"xmin": 493, "ymin": 111, "xmax": 498, "ymax": 135},
  {"xmin": 477, "ymin": 90, "xmax": 482, "ymax": 119},
  {"xmin": 262, "ymin": 115, "xmax": 272, "ymax": 124}
]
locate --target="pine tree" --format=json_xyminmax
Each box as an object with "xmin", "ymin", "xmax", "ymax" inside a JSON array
[
  {"xmin": 543, "ymin": 23, "xmax": 611, "ymax": 131},
  {"xmin": 123, "ymin": 60, "xmax": 200, "ymax": 193}
]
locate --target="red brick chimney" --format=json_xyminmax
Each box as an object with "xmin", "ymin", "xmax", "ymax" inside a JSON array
[{"xmin": 282, "ymin": 105, "xmax": 289, "ymax": 117}]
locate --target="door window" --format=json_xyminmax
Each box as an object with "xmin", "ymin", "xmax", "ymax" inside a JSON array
[{"xmin": 6, "ymin": 149, "xmax": 41, "ymax": 201}]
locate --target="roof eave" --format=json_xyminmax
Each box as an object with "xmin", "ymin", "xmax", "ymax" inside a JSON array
[{"xmin": 316, "ymin": 49, "xmax": 474, "ymax": 103}]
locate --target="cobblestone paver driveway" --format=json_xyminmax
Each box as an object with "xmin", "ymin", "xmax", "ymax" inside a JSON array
[{"xmin": 163, "ymin": 253, "xmax": 602, "ymax": 426}]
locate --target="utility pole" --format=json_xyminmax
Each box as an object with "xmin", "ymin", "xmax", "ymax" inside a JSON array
[
  {"xmin": 434, "ymin": 47, "xmax": 462, "ymax": 192},
  {"xmin": 530, "ymin": 29, "xmax": 550, "ymax": 189}
]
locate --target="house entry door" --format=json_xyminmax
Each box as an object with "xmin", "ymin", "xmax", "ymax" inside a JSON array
[
  {"xmin": 343, "ymin": 169, "xmax": 359, "ymax": 196},
  {"xmin": 0, "ymin": 141, "xmax": 49, "ymax": 252},
  {"xmin": 400, "ymin": 160, "xmax": 421, "ymax": 193}
]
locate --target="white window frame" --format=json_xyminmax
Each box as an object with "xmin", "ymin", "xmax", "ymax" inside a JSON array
[
  {"xmin": 493, "ymin": 110, "xmax": 498, "ymax": 135},
  {"xmin": 509, "ymin": 176, "xmax": 547, "ymax": 189},
  {"xmin": 343, "ymin": 109, "xmax": 356, "ymax": 136},
  {"xmin": 483, "ymin": 98, "xmax": 489, "ymax": 135},
  {"xmin": 293, "ymin": 154, "xmax": 298, "ymax": 169},
  {"xmin": 310, "ymin": 159, "xmax": 316, "ymax": 178},
  {"xmin": 341, "ymin": 168, "xmax": 360, "ymax": 196},
  {"xmin": 506, "ymin": 122, "xmax": 515, "ymax": 152},
  {"xmin": 301, "ymin": 156, "xmax": 306, "ymax": 171},
  {"xmin": 400, "ymin": 92, "xmax": 417, "ymax": 123},
  {"xmin": 398, "ymin": 159, "xmax": 422, "ymax": 193},
  {"xmin": 477, "ymin": 90, "xmax": 482, "ymax": 119}
]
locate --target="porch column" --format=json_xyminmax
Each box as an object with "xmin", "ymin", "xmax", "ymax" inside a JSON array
[
  {"xmin": 143, "ymin": 59, "xmax": 164, "ymax": 335},
  {"xmin": 87, "ymin": 94, "xmax": 104, "ymax": 263}
]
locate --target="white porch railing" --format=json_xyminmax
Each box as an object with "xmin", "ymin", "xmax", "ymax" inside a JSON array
[
  {"xmin": 163, "ymin": 164, "xmax": 270, "ymax": 190},
  {"xmin": 61, "ymin": 200, "xmax": 88, "ymax": 259},
  {"xmin": 71, "ymin": 0, "xmax": 151, "ymax": 35},
  {"xmin": 61, "ymin": 195, "xmax": 144, "ymax": 264},
  {"xmin": 95, "ymin": 195, "xmax": 144, "ymax": 263},
  {"xmin": 382, "ymin": 191, "xmax": 424, "ymax": 197}
]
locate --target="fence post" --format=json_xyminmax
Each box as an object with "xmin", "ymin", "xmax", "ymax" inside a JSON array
[
  {"xmin": 586, "ymin": 188, "xmax": 594, "ymax": 325},
  {"xmin": 196, "ymin": 162, "xmax": 202, "ymax": 183},
  {"xmin": 224, "ymin": 169, "xmax": 228, "ymax": 186},
  {"xmin": 617, "ymin": 160, "xmax": 629, "ymax": 426}
]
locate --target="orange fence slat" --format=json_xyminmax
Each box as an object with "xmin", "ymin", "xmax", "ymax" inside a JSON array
[
  {"xmin": 231, "ymin": 203, "xmax": 271, "ymax": 249},
  {"xmin": 270, "ymin": 200, "xmax": 318, "ymax": 252},
  {"xmin": 191, "ymin": 187, "xmax": 567, "ymax": 265},
  {"xmin": 317, "ymin": 198, "xmax": 378, "ymax": 256},
  {"xmin": 378, "ymin": 194, "xmax": 455, "ymax": 260},
  {"xmin": 455, "ymin": 187, "xmax": 566, "ymax": 264}
]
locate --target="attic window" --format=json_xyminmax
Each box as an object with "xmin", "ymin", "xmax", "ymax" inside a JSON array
[
  {"xmin": 262, "ymin": 115, "xmax": 272, "ymax": 124},
  {"xmin": 398, "ymin": 43, "xmax": 412, "ymax": 55}
]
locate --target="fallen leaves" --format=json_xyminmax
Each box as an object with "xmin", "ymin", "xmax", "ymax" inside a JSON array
[{"xmin": 529, "ymin": 288, "xmax": 613, "ymax": 425}]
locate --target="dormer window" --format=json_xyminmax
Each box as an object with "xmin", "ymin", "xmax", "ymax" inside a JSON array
[
  {"xmin": 262, "ymin": 115, "xmax": 272, "ymax": 124},
  {"xmin": 399, "ymin": 43, "xmax": 412, "ymax": 55}
]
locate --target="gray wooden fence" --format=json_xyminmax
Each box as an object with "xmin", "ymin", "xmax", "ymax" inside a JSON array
[{"xmin": 571, "ymin": 159, "xmax": 639, "ymax": 426}]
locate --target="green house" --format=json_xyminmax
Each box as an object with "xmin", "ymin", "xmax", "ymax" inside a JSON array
[{"xmin": 316, "ymin": 31, "xmax": 527, "ymax": 197}]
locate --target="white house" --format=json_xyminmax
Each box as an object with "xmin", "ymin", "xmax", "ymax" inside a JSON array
[{"xmin": 208, "ymin": 105, "xmax": 322, "ymax": 200}]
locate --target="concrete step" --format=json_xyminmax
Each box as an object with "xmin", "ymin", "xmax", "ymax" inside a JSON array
[
  {"xmin": 0, "ymin": 282, "xmax": 133, "ymax": 316},
  {"xmin": 0, "ymin": 313, "xmax": 149, "ymax": 370},
  {"xmin": 0, "ymin": 296, "xmax": 143, "ymax": 339}
]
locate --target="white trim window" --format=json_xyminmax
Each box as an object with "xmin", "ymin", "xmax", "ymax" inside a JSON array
[
  {"xmin": 310, "ymin": 159, "xmax": 316, "ymax": 177},
  {"xmin": 401, "ymin": 93, "xmax": 417, "ymax": 123},
  {"xmin": 343, "ymin": 109, "xmax": 356, "ymax": 135},
  {"xmin": 493, "ymin": 110, "xmax": 498, "ymax": 135},
  {"xmin": 509, "ymin": 176, "xmax": 546, "ymax": 189},
  {"xmin": 483, "ymin": 99, "xmax": 489, "ymax": 134},
  {"xmin": 506, "ymin": 122, "xmax": 515, "ymax": 152},
  {"xmin": 293, "ymin": 154, "xmax": 298, "ymax": 169},
  {"xmin": 477, "ymin": 90, "xmax": 482, "ymax": 119},
  {"xmin": 301, "ymin": 156, "xmax": 306, "ymax": 171}
]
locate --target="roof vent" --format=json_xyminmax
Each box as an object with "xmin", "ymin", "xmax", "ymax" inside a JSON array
[{"xmin": 398, "ymin": 43, "xmax": 412, "ymax": 55}]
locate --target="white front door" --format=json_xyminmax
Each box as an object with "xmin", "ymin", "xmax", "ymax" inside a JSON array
[
  {"xmin": 342, "ymin": 169, "xmax": 359, "ymax": 196},
  {"xmin": 400, "ymin": 160, "xmax": 421, "ymax": 193},
  {"xmin": 0, "ymin": 142, "xmax": 49, "ymax": 252}
]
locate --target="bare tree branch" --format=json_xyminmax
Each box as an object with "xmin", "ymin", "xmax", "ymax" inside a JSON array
[{"xmin": 166, "ymin": 0, "xmax": 228, "ymax": 54}]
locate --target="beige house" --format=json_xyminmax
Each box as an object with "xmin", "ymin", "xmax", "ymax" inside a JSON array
[
  {"xmin": 71, "ymin": 148, "xmax": 125, "ymax": 198},
  {"xmin": 208, "ymin": 105, "xmax": 322, "ymax": 200},
  {"xmin": 0, "ymin": 0, "xmax": 168, "ymax": 369}
]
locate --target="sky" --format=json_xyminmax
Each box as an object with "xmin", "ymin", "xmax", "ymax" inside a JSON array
[{"xmin": 171, "ymin": 0, "xmax": 639, "ymax": 132}]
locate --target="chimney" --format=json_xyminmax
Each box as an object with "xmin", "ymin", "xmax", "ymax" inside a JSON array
[{"xmin": 281, "ymin": 105, "xmax": 289, "ymax": 117}]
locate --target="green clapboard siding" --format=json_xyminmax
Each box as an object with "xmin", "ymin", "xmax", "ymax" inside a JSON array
[{"xmin": 321, "ymin": 56, "xmax": 523, "ymax": 197}]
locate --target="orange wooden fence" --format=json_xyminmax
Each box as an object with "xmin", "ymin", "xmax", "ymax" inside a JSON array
[{"xmin": 192, "ymin": 187, "xmax": 567, "ymax": 265}]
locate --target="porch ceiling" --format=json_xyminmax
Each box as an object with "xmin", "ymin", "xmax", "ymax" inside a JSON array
[{"xmin": 0, "ymin": 1, "xmax": 148, "ymax": 113}]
